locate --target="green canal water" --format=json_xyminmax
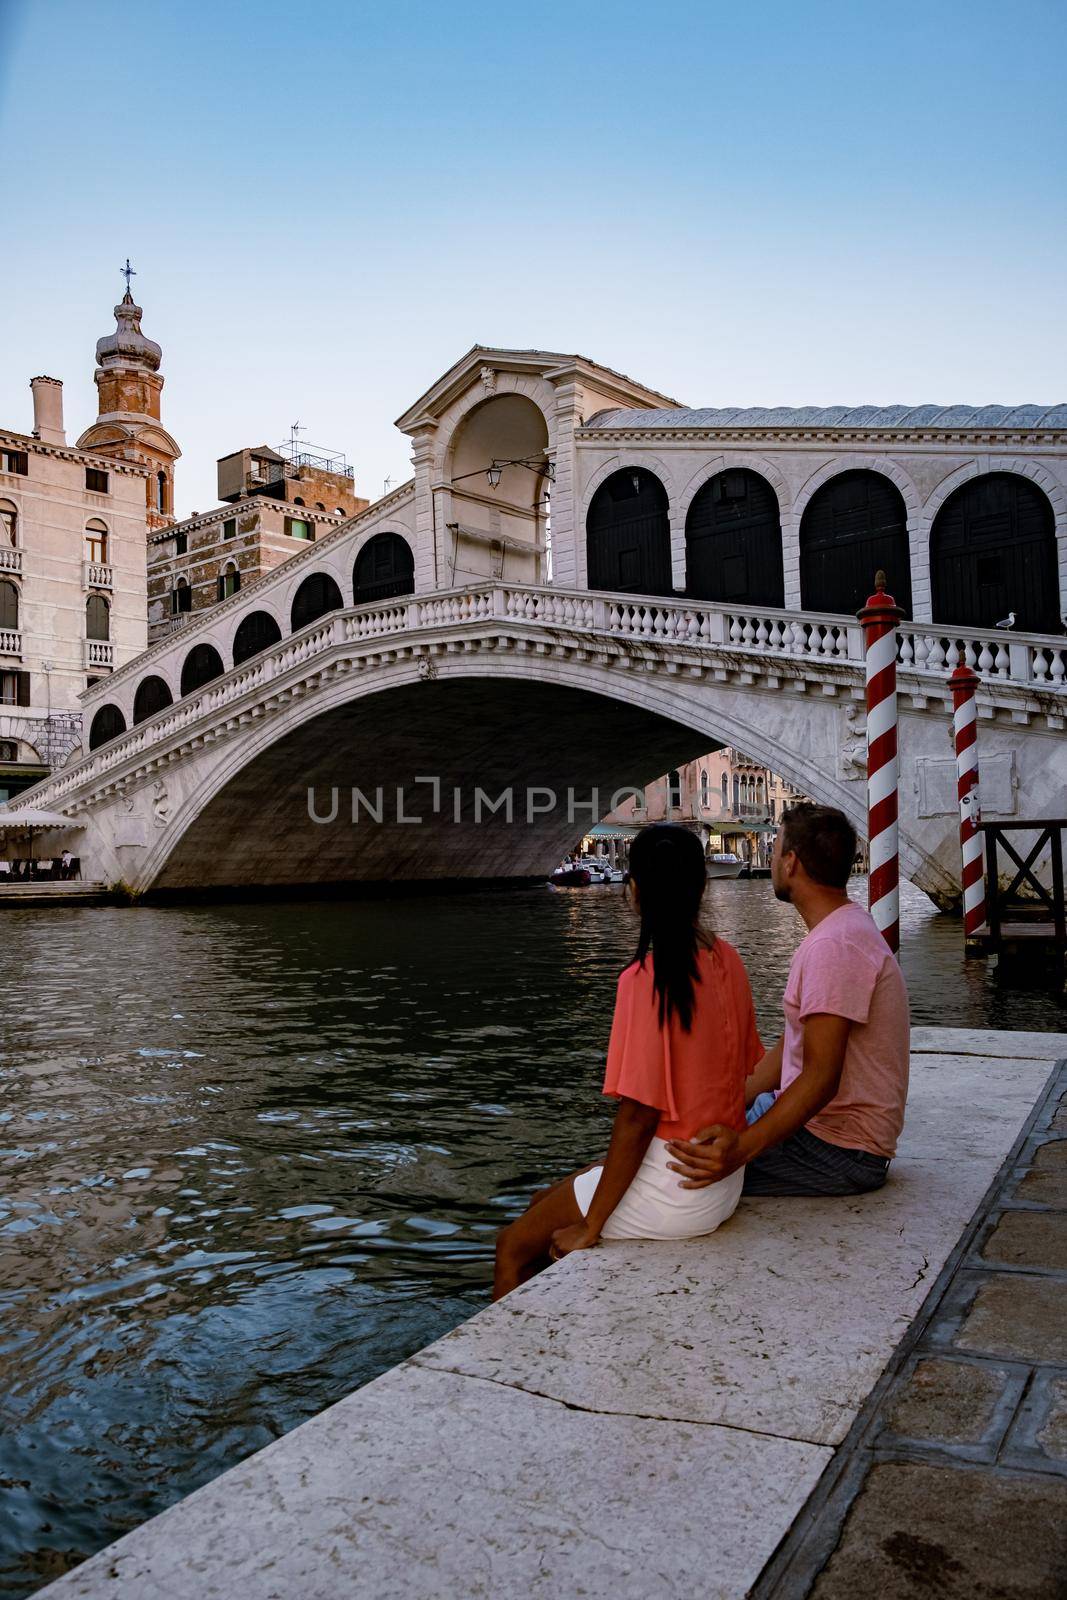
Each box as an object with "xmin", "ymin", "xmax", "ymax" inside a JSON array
[{"xmin": 1, "ymin": 880, "xmax": 1063, "ymax": 1596}]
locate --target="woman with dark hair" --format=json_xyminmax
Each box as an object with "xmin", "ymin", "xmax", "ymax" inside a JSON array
[{"xmin": 493, "ymin": 823, "xmax": 763, "ymax": 1299}]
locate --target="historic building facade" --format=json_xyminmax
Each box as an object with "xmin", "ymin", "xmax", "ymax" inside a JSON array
[
  {"xmin": 0, "ymin": 371, "xmax": 151, "ymax": 799},
  {"xmin": 147, "ymin": 444, "xmax": 369, "ymax": 644}
]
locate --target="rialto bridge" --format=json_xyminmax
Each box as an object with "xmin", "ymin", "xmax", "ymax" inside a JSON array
[{"xmin": 6, "ymin": 347, "xmax": 1067, "ymax": 902}]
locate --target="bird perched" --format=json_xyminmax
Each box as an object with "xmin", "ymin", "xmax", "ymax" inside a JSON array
[{"xmin": 995, "ymin": 611, "xmax": 1016, "ymax": 630}]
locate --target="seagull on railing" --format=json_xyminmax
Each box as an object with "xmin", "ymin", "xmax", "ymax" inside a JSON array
[{"xmin": 994, "ymin": 611, "xmax": 1016, "ymax": 630}]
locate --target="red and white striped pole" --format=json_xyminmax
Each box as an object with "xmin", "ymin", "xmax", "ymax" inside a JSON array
[
  {"xmin": 859, "ymin": 572, "xmax": 904, "ymax": 954},
  {"xmin": 951, "ymin": 663, "xmax": 986, "ymax": 939}
]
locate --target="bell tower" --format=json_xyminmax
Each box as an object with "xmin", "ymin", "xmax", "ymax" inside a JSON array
[{"xmin": 77, "ymin": 263, "xmax": 181, "ymax": 531}]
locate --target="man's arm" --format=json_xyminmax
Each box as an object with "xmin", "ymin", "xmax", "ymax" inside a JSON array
[
  {"xmin": 665, "ymin": 1014, "xmax": 851, "ymax": 1187},
  {"xmin": 745, "ymin": 1035, "xmax": 784, "ymax": 1106}
]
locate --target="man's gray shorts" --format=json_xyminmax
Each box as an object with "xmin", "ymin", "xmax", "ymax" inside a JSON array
[{"xmin": 742, "ymin": 1092, "xmax": 891, "ymax": 1197}]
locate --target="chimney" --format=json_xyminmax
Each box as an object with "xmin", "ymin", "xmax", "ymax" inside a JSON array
[{"xmin": 31, "ymin": 376, "xmax": 66, "ymax": 446}]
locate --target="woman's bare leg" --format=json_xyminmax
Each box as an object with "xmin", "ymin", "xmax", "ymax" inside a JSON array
[{"xmin": 494, "ymin": 1174, "xmax": 587, "ymax": 1300}]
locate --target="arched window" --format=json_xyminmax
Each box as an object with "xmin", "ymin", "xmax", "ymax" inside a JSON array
[
  {"xmin": 157, "ymin": 471, "xmax": 167, "ymax": 513},
  {"xmin": 0, "ymin": 500, "xmax": 17, "ymax": 547},
  {"xmin": 217, "ymin": 562, "xmax": 241, "ymax": 602},
  {"xmin": 172, "ymin": 577, "xmax": 191, "ymax": 616},
  {"xmin": 930, "ymin": 473, "xmax": 1059, "ymax": 633},
  {"xmin": 180, "ymin": 643, "xmax": 225, "ymax": 696},
  {"xmin": 133, "ymin": 675, "xmax": 173, "ymax": 724},
  {"xmin": 89, "ymin": 703, "xmax": 126, "ymax": 750},
  {"xmin": 667, "ymin": 769, "xmax": 682, "ymax": 810},
  {"xmin": 700, "ymin": 770, "xmax": 710, "ymax": 808},
  {"xmin": 353, "ymin": 533, "xmax": 415, "ymax": 604},
  {"xmin": 733, "ymin": 775, "xmax": 740, "ymax": 812},
  {"xmin": 314, "ymin": 502, "xmax": 325, "ymax": 512},
  {"xmin": 685, "ymin": 469, "xmax": 784, "ymax": 606},
  {"xmin": 0, "ymin": 579, "xmax": 18, "ymax": 630},
  {"xmin": 291, "ymin": 572, "xmax": 344, "ymax": 632},
  {"xmin": 335, "ymin": 506, "xmax": 346, "ymax": 516},
  {"xmin": 721, "ymin": 774, "xmax": 729, "ymax": 810},
  {"xmin": 293, "ymin": 496, "xmax": 305, "ymax": 507},
  {"xmin": 233, "ymin": 610, "xmax": 282, "ymax": 666},
  {"xmin": 86, "ymin": 594, "xmax": 110, "ymax": 641},
  {"xmin": 85, "ymin": 520, "xmax": 109, "ymax": 565},
  {"xmin": 586, "ymin": 468, "xmax": 673, "ymax": 597},
  {"xmin": 800, "ymin": 471, "xmax": 912, "ymax": 617}
]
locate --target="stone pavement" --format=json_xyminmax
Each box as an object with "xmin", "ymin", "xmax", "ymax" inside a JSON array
[
  {"xmin": 35, "ymin": 1029, "xmax": 1067, "ymax": 1599},
  {"xmin": 755, "ymin": 1048, "xmax": 1067, "ymax": 1599}
]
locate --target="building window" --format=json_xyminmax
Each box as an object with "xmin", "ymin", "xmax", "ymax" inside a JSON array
[
  {"xmin": 86, "ymin": 594, "xmax": 110, "ymax": 641},
  {"xmin": 0, "ymin": 501, "xmax": 16, "ymax": 546},
  {"xmin": 314, "ymin": 502, "xmax": 325, "ymax": 512},
  {"xmin": 293, "ymin": 497, "xmax": 305, "ymax": 507},
  {"xmin": 217, "ymin": 564, "xmax": 241, "ymax": 601},
  {"xmin": 1, "ymin": 450, "xmax": 28, "ymax": 476},
  {"xmin": 700, "ymin": 770, "xmax": 710, "ymax": 808},
  {"xmin": 667, "ymin": 769, "xmax": 682, "ymax": 810},
  {"xmin": 0, "ymin": 578, "xmax": 19, "ymax": 630},
  {"xmin": 721, "ymin": 774, "xmax": 728, "ymax": 809},
  {"xmin": 171, "ymin": 577, "xmax": 191, "ymax": 615},
  {"xmin": 85, "ymin": 520, "xmax": 109, "ymax": 564},
  {"xmin": 156, "ymin": 471, "xmax": 167, "ymax": 513},
  {"xmin": 0, "ymin": 670, "xmax": 29, "ymax": 705},
  {"xmin": 222, "ymin": 518, "xmax": 236, "ymax": 540},
  {"xmin": 285, "ymin": 516, "xmax": 313, "ymax": 541},
  {"xmin": 86, "ymin": 467, "xmax": 109, "ymax": 494},
  {"xmin": 174, "ymin": 532, "xmax": 188, "ymax": 555}
]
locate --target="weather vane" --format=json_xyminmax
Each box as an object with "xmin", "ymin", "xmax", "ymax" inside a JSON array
[{"xmin": 121, "ymin": 258, "xmax": 136, "ymax": 291}]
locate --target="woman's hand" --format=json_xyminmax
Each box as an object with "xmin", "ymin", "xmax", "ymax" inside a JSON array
[{"xmin": 548, "ymin": 1223, "xmax": 600, "ymax": 1261}]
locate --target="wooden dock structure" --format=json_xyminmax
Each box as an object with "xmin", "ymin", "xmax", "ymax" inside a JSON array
[{"xmin": 968, "ymin": 820, "xmax": 1067, "ymax": 976}]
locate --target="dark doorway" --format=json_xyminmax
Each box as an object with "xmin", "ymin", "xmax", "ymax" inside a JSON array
[
  {"xmin": 586, "ymin": 468, "xmax": 673, "ymax": 597},
  {"xmin": 88, "ymin": 704, "xmax": 127, "ymax": 750},
  {"xmin": 800, "ymin": 470, "xmax": 912, "ymax": 617},
  {"xmin": 930, "ymin": 473, "xmax": 1060, "ymax": 633},
  {"xmin": 291, "ymin": 573, "xmax": 344, "ymax": 632},
  {"xmin": 233, "ymin": 611, "xmax": 283, "ymax": 666},
  {"xmin": 133, "ymin": 675, "xmax": 174, "ymax": 725},
  {"xmin": 685, "ymin": 469, "xmax": 784, "ymax": 606},
  {"xmin": 180, "ymin": 644, "xmax": 225, "ymax": 697},
  {"xmin": 353, "ymin": 534, "xmax": 415, "ymax": 604}
]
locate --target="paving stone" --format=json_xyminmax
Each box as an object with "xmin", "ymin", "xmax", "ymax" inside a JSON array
[
  {"xmin": 809, "ymin": 1461, "xmax": 1067, "ymax": 1600},
  {"xmin": 981, "ymin": 1209, "xmax": 1067, "ymax": 1271},
  {"xmin": 1036, "ymin": 1376, "xmax": 1067, "ymax": 1463},
  {"xmin": 955, "ymin": 1277, "xmax": 1067, "ymax": 1363},
  {"xmin": 1015, "ymin": 1137, "xmax": 1067, "ymax": 1206},
  {"xmin": 883, "ymin": 1358, "xmax": 1010, "ymax": 1445}
]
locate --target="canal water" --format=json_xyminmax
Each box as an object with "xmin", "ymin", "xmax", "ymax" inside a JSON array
[{"xmin": 1, "ymin": 880, "xmax": 1063, "ymax": 1596}]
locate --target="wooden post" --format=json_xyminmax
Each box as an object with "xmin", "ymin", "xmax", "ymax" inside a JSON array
[{"xmin": 858, "ymin": 572, "xmax": 905, "ymax": 953}]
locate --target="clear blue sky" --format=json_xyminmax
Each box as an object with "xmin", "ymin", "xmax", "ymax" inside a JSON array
[{"xmin": 1, "ymin": 0, "xmax": 1064, "ymax": 517}]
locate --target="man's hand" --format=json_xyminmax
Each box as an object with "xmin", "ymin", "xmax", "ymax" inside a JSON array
[
  {"xmin": 549, "ymin": 1223, "xmax": 600, "ymax": 1261},
  {"xmin": 665, "ymin": 1125, "xmax": 748, "ymax": 1188}
]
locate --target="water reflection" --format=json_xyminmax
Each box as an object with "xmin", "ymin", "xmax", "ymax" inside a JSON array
[{"xmin": 0, "ymin": 881, "xmax": 1062, "ymax": 1596}]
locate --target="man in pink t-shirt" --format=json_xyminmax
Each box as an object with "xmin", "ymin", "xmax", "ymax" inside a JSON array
[{"xmin": 666, "ymin": 803, "xmax": 910, "ymax": 1197}]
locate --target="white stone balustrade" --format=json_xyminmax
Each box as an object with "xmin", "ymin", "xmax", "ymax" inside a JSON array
[
  {"xmin": 0, "ymin": 546, "xmax": 22, "ymax": 575},
  {"xmin": 86, "ymin": 640, "xmax": 114, "ymax": 669},
  {"xmin": 0, "ymin": 628, "xmax": 22, "ymax": 656},
  {"xmin": 83, "ymin": 560, "xmax": 113, "ymax": 590}
]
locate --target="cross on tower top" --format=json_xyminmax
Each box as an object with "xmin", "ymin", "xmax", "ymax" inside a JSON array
[{"xmin": 121, "ymin": 258, "xmax": 136, "ymax": 292}]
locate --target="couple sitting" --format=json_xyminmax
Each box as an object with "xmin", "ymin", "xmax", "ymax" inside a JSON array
[{"xmin": 494, "ymin": 804, "xmax": 910, "ymax": 1300}]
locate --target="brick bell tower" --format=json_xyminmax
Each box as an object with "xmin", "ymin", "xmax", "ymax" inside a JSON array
[{"xmin": 77, "ymin": 264, "xmax": 181, "ymax": 531}]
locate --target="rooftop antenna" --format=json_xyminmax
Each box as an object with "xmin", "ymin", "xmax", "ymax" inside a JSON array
[
  {"xmin": 120, "ymin": 258, "xmax": 136, "ymax": 293},
  {"xmin": 289, "ymin": 421, "xmax": 305, "ymax": 459},
  {"xmin": 383, "ymin": 475, "xmax": 394, "ymax": 496}
]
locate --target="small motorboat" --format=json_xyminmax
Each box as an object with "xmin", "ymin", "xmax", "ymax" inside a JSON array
[
  {"xmin": 550, "ymin": 863, "xmax": 592, "ymax": 887},
  {"xmin": 706, "ymin": 852, "xmax": 744, "ymax": 880}
]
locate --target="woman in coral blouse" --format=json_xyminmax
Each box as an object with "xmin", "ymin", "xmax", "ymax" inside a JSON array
[{"xmin": 493, "ymin": 823, "xmax": 763, "ymax": 1299}]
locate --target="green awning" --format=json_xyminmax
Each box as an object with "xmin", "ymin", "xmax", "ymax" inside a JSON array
[
  {"xmin": 584, "ymin": 823, "xmax": 642, "ymax": 840},
  {"xmin": 710, "ymin": 821, "xmax": 779, "ymax": 835}
]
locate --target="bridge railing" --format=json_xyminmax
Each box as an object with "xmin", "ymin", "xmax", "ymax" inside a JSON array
[{"xmin": 8, "ymin": 582, "xmax": 1067, "ymax": 815}]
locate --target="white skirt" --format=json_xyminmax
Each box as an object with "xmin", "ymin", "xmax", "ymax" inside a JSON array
[{"xmin": 572, "ymin": 1135, "xmax": 744, "ymax": 1241}]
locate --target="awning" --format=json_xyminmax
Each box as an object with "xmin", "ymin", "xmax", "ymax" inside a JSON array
[
  {"xmin": 0, "ymin": 807, "xmax": 85, "ymax": 830},
  {"xmin": 583, "ymin": 823, "xmax": 642, "ymax": 840},
  {"xmin": 710, "ymin": 820, "xmax": 779, "ymax": 836}
]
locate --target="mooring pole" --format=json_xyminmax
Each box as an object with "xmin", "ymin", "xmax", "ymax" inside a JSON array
[
  {"xmin": 950, "ymin": 662, "xmax": 987, "ymax": 943},
  {"xmin": 859, "ymin": 572, "xmax": 905, "ymax": 954}
]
